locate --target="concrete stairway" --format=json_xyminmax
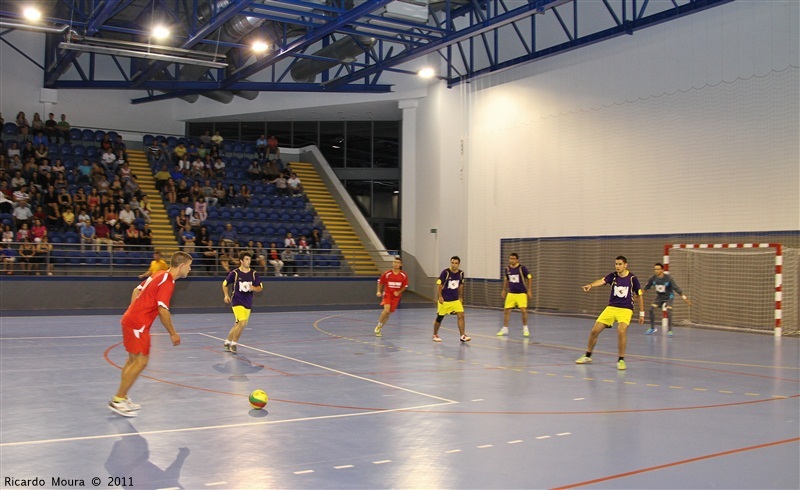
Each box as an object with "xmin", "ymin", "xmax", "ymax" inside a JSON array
[
  {"xmin": 290, "ymin": 162, "xmax": 380, "ymax": 276},
  {"xmin": 126, "ymin": 150, "xmax": 180, "ymax": 252}
]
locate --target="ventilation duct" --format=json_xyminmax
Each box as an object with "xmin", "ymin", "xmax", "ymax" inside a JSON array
[{"xmin": 290, "ymin": 36, "xmax": 377, "ymax": 83}]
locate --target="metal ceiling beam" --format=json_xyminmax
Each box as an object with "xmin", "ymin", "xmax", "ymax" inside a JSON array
[
  {"xmin": 130, "ymin": 0, "xmax": 254, "ymax": 87},
  {"xmin": 324, "ymin": 0, "xmax": 570, "ymax": 89},
  {"xmin": 44, "ymin": 0, "xmax": 125, "ymax": 86},
  {"xmin": 219, "ymin": 0, "xmax": 395, "ymax": 89}
]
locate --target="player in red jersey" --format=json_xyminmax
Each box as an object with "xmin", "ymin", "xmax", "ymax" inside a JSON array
[
  {"xmin": 374, "ymin": 257, "xmax": 409, "ymax": 337},
  {"xmin": 108, "ymin": 251, "xmax": 193, "ymax": 417}
]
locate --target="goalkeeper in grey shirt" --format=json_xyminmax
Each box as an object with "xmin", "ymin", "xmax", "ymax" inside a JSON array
[{"xmin": 643, "ymin": 263, "xmax": 692, "ymax": 336}]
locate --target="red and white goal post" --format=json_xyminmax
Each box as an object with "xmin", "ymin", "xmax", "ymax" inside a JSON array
[{"xmin": 664, "ymin": 243, "xmax": 786, "ymax": 337}]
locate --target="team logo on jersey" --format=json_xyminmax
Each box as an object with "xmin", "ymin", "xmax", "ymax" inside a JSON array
[
  {"xmin": 509, "ymin": 274, "xmax": 520, "ymax": 283},
  {"xmin": 133, "ymin": 326, "xmax": 146, "ymax": 338},
  {"xmin": 239, "ymin": 281, "xmax": 252, "ymax": 292},
  {"xmin": 655, "ymin": 284, "xmax": 667, "ymax": 293},
  {"xmin": 447, "ymin": 279, "xmax": 460, "ymax": 290},
  {"xmin": 614, "ymin": 286, "xmax": 629, "ymax": 298}
]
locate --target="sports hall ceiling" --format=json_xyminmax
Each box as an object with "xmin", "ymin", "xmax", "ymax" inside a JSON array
[{"xmin": 0, "ymin": 0, "xmax": 730, "ymax": 105}]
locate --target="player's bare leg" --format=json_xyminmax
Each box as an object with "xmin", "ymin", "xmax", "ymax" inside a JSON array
[
  {"xmin": 228, "ymin": 319, "xmax": 248, "ymax": 344},
  {"xmin": 502, "ymin": 309, "xmax": 511, "ymax": 328},
  {"xmin": 116, "ymin": 353, "xmax": 149, "ymax": 399},
  {"xmin": 586, "ymin": 322, "xmax": 606, "ymax": 353},
  {"xmin": 377, "ymin": 305, "xmax": 392, "ymax": 327},
  {"xmin": 456, "ymin": 312, "xmax": 466, "ymax": 336},
  {"xmin": 617, "ymin": 322, "xmax": 629, "ymax": 358}
]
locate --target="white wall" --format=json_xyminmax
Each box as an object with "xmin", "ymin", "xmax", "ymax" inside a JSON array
[{"xmin": 408, "ymin": 0, "xmax": 800, "ymax": 279}]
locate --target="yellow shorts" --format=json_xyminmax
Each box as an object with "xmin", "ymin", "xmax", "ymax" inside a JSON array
[
  {"xmin": 504, "ymin": 293, "xmax": 528, "ymax": 309},
  {"xmin": 437, "ymin": 300, "xmax": 464, "ymax": 316},
  {"xmin": 596, "ymin": 306, "xmax": 633, "ymax": 327},
  {"xmin": 232, "ymin": 305, "xmax": 252, "ymax": 322}
]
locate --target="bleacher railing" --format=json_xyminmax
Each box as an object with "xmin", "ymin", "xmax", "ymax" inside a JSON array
[{"xmin": 0, "ymin": 242, "xmax": 367, "ymax": 278}]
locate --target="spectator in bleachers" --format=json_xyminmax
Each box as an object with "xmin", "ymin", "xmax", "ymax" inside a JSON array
[
  {"xmin": 57, "ymin": 114, "xmax": 71, "ymax": 143},
  {"xmin": 267, "ymin": 242, "xmax": 283, "ymax": 276},
  {"xmin": 225, "ymin": 184, "xmax": 239, "ymax": 207},
  {"xmin": 15, "ymin": 112, "xmax": 30, "ymax": 141},
  {"xmin": 110, "ymin": 222, "xmax": 126, "ymax": 249},
  {"xmin": 211, "ymin": 131, "xmax": 223, "ymax": 146},
  {"xmin": 154, "ymin": 164, "xmax": 171, "ymax": 192},
  {"xmin": 34, "ymin": 235, "xmax": 53, "ymax": 275},
  {"xmin": 60, "ymin": 204, "xmax": 75, "ymax": 231},
  {"xmin": 21, "ymin": 141, "xmax": 35, "ymax": 161},
  {"xmin": 186, "ymin": 143, "xmax": 199, "ymax": 161},
  {"xmin": 73, "ymin": 187, "xmax": 87, "ymax": 208},
  {"xmin": 173, "ymin": 208, "xmax": 189, "ymax": 232},
  {"xmin": 87, "ymin": 188, "xmax": 101, "ymax": 209},
  {"xmin": 239, "ymin": 184, "xmax": 252, "ymax": 208},
  {"xmin": 199, "ymin": 236, "xmax": 218, "ymax": 274},
  {"xmin": 18, "ymin": 237, "xmax": 35, "ymax": 273},
  {"xmin": 46, "ymin": 202, "xmax": 60, "ymax": 230},
  {"xmin": 53, "ymin": 171, "xmax": 68, "ymax": 191},
  {"xmin": 213, "ymin": 157, "xmax": 226, "ymax": 180},
  {"xmin": 94, "ymin": 218, "xmax": 112, "ymax": 250},
  {"xmin": 2, "ymin": 224, "xmax": 14, "ymax": 243},
  {"xmin": 44, "ymin": 113, "xmax": 58, "ymax": 143},
  {"xmin": 194, "ymin": 197, "xmax": 208, "ymax": 223},
  {"xmin": 119, "ymin": 203, "xmax": 135, "ymax": 230},
  {"xmin": 33, "ymin": 133, "xmax": 49, "ymax": 150},
  {"xmin": 76, "ymin": 159, "xmax": 92, "ymax": 185},
  {"xmin": 76, "ymin": 205, "xmax": 91, "ymax": 230},
  {"xmin": 256, "ymin": 134, "xmax": 268, "ymax": 160},
  {"xmin": 253, "ymin": 240, "xmax": 267, "ymax": 273},
  {"xmin": 247, "ymin": 159, "xmax": 262, "ymax": 181},
  {"xmin": 95, "ymin": 173, "xmax": 111, "ymax": 196},
  {"xmin": 113, "ymin": 135, "xmax": 127, "ymax": 162},
  {"xmin": 32, "ymin": 205, "xmax": 46, "ymax": 225},
  {"xmin": 12, "ymin": 200, "xmax": 33, "ymax": 230},
  {"xmin": 281, "ymin": 247, "xmax": 297, "ymax": 276},
  {"xmin": 30, "ymin": 218, "xmax": 47, "ymax": 242},
  {"xmin": 52, "ymin": 159, "xmax": 66, "ymax": 176},
  {"xmin": 91, "ymin": 162, "xmax": 107, "ymax": 187},
  {"xmin": 189, "ymin": 180, "xmax": 202, "ymax": 203},
  {"xmin": 273, "ymin": 172, "xmax": 289, "ymax": 197},
  {"xmin": 139, "ymin": 194, "xmax": 152, "ymax": 221},
  {"xmin": 202, "ymin": 155, "xmax": 214, "ymax": 180},
  {"xmin": 101, "ymin": 147, "xmax": 118, "ymax": 174},
  {"xmin": 213, "ymin": 182, "xmax": 226, "ymax": 207},
  {"xmin": 7, "ymin": 141, "xmax": 21, "ymax": 161},
  {"xmin": 172, "ymin": 142, "xmax": 187, "ymax": 165},
  {"xmin": 15, "ymin": 222, "xmax": 30, "ymax": 241},
  {"xmin": 201, "ymin": 180, "xmax": 217, "ymax": 207},
  {"xmin": 197, "ymin": 143, "xmax": 208, "ymax": 159},
  {"xmin": 31, "ymin": 113, "xmax": 44, "ymax": 134},
  {"xmin": 266, "ymin": 135, "xmax": 281, "ymax": 166},
  {"xmin": 139, "ymin": 223, "xmax": 153, "ymax": 250},
  {"xmin": 180, "ymin": 222, "xmax": 197, "ymax": 253},
  {"xmin": 163, "ymin": 178, "xmax": 177, "ymax": 204},
  {"xmin": 209, "ymin": 144, "xmax": 220, "ymax": 160},
  {"xmin": 309, "ymin": 228, "xmax": 322, "ymax": 250},
  {"xmin": 190, "ymin": 157, "xmax": 204, "ymax": 180},
  {"xmin": 199, "ymin": 130, "xmax": 212, "ymax": 146},
  {"xmin": 80, "ymin": 220, "xmax": 95, "ymax": 251},
  {"xmin": 298, "ymin": 235, "xmax": 310, "ymax": 254},
  {"xmin": 287, "ymin": 172, "xmax": 303, "ymax": 195},
  {"xmin": 99, "ymin": 134, "xmax": 113, "ymax": 152},
  {"xmin": 2, "ymin": 244, "xmax": 15, "ymax": 275},
  {"xmin": 284, "ymin": 232, "xmax": 296, "ymax": 248},
  {"xmin": 123, "ymin": 222, "xmax": 139, "ymax": 249},
  {"xmin": 263, "ymin": 159, "xmax": 280, "ymax": 181},
  {"xmin": 176, "ymin": 180, "xmax": 191, "ymax": 205},
  {"xmin": 11, "ymin": 170, "xmax": 26, "ymax": 190},
  {"xmin": 219, "ymin": 223, "xmax": 239, "ymax": 256}
]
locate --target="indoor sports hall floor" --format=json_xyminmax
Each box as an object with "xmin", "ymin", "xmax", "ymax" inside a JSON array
[{"xmin": 1, "ymin": 307, "xmax": 798, "ymax": 490}]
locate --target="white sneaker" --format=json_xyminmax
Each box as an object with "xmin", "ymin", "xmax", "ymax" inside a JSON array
[
  {"xmin": 496, "ymin": 327, "xmax": 508, "ymax": 336},
  {"xmin": 125, "ymin": 397, "xmax": 142, "ymax": 410},
  {"xmin": 523, "ymin": 327, "xmax": 530, "ymax": 338},
  {"xmin": 108, "ymin": 400, "xmax": 137, "ymax": 417}
]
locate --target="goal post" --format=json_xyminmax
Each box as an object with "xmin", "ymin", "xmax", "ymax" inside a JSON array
[{"xmin": 664, "ymin": 243, "xmax": 785, "ymax": 336}]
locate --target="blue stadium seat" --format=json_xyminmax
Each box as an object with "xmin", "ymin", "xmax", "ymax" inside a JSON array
[
  {"xmin": 94, "ymin": 130, "xmax": 106, "ymax": 143},
  {"xmin": 72, "ymin": 145, "xmax": 85, "ymax": 157},
  {"xmin": 86, "ymin": 146, "xmax": 98, "ymax": 158},
  {"xmin": 3, "ymin": 122, "xmax": 18, "ymax": 138},
  {"xmin": 81, "ymin": 129, "xmax": 94, "ymax": 142},
  {"xmin": 69, "ymin": 128, "xmax": 82, "ymax": 141},
  {"xmin": 143, "ymin": 134, "xmax": 155, "ymax": 146}
]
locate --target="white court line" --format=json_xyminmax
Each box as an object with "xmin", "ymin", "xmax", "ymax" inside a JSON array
[
  {"xmin": 198, "ymin": 333, "xmax": 459, "ymax": 404},
  {"xmin": 0, "ymin": 401, "xmax": 456, "ymax": 448}
]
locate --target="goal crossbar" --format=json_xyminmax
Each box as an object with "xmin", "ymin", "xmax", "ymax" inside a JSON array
[{"xmin": 664, "ymin": 243, "xmax": 783, "ymax": 336}]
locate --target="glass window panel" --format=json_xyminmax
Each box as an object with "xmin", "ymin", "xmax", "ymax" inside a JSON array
[
  {"xmin": 188, "ymin": 122, "xmax": 213, "ymax": 139},
  {"xmin": 346, "ymin": 121, "xmax": 372, "ymax": 168},
  {"xmin": 214, "ymin": 122, "xmax": 240, "ymax": 142},
  {"xmin": 344, "ymin": 180, "xmax": 372, "ymax": 217},
  {"xmin": 293, "ymin": 121, "xmax": 318, "ymax": 148},
  {"xmin": 241, "ymin": 121, "xmax": 266, "ymax": 145},
  {"xmin": 320, "ymin": 121, "xmax": 345, "ymax": 167},
  {"xmin": 373, "ymin": 121, "xmax": 399, "ymax": 168},
  {"xmin": 372, "ymin": 181, "xmax": 399, "ymax": 219}
]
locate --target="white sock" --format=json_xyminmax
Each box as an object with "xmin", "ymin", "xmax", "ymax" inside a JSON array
[{"xmin": 224, "ymin": 340, "xmax": 231, "ymax": 345}]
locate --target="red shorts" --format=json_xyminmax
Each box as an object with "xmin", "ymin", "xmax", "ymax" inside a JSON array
[
  {"xmin": 380, "ymin": 294, "xmax": 401, "ymax": 313},
  {"xmin": 121, "ymin": 322, "xmax": 151, "ymax": 356}
]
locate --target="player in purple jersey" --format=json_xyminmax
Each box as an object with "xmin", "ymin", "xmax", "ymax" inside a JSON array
[
  {"xmin": 222, "ymin": 251, "xmax": 263, "ymax": 354},
  {"xmin": 575, "ymin": 256, "xmax": 644, "ymax": 370},
  {"xmin": 432, "ymin": 256, "xmax": 471, "ymax": 342},
  {"xmin": 497, "ymin": 253, "xmax": 533, "ymax": 337}
]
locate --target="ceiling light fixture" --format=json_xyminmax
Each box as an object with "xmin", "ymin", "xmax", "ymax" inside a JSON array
[
  {"xmin": 252, "ymin": 41, "xmax": 269, "ymax": 53},
  {"xmin": 22, "ymin": 7, "xmax": 41, "ymax": 21},
  {"xmin": 418, "ymin": 67, "xmax": 435, "ymax": 78},
  {"xmin": 152, "ymin": 25, "xmax": 170, "ymax": 40}
]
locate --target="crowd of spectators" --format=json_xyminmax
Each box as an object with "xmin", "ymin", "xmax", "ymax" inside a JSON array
[{"xmin": 1, "ymin": 113, "xmax": 152, "ymax": 274}]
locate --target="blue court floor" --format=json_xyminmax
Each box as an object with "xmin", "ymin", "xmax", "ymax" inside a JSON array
[{"xmin": 1, "ymin": 307, "xmax": 798, "ymax": 489}]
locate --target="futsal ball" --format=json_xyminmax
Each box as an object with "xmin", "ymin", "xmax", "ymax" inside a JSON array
[{"xmin": 249, "ymin": 389, "xmax": 268, "ymax": 410}]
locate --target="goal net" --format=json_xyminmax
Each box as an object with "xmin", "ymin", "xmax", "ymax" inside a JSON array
[{"xmin": 665, "ymin": 244, "xmax": 798, "ymax": 336}]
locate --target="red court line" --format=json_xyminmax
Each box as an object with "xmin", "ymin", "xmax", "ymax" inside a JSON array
[{"xmin": 551, "ymin": 437, "xmax": 800, "ymax": 489}]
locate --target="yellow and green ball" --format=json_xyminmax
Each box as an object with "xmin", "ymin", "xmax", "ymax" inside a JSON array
[{"xmin": 249, "ymin": 389, "xmax": 268, "ymax": 410}]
